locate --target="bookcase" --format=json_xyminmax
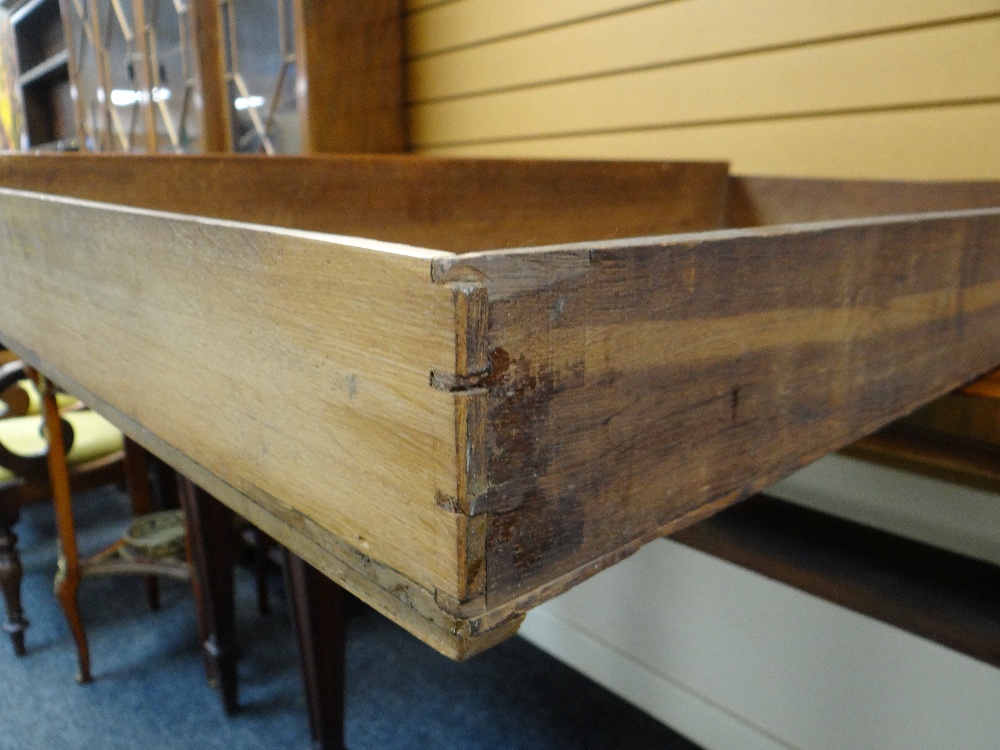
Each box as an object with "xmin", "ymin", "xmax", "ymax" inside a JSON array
[
  {"xmin": 1, "ymin": 0, "xmax": 405, "ymax": 155},
  {"xmin": 8, "ymin": 0, "xmax": 73, "ymax": 149}
]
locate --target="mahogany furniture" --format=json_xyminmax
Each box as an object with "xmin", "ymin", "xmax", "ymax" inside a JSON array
[
  {"xmin": 178, "ymin": 477, "xmax": 239, "ymax": 714},
  {"xmin": 0, "ymin": 360, "xmax": 131, "ymax": 657},
  {"xmin": 29, "ymin": 369, "xmax": 177, "ymax": 682}
]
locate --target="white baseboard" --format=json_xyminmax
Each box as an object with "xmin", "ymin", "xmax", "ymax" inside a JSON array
[
  {"xmin": 520, "ymin": 606, "xmax": 791, "ymax": 750},
  {"xmin": 519, "ymin": 536, "xmax": 1000, "ymax": 750}
]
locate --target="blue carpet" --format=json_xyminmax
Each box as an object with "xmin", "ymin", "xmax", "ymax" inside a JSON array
[{"xmin": 0, "ymin": 488, "xmax": 703, "ymax": 749}]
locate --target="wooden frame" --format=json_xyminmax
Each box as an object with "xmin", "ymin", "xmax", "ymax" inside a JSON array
[{"xmin": 0, "ymin": 153, "xmax": 997, "ymax": 658}]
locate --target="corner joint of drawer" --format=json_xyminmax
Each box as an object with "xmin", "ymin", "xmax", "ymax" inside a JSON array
[
  {"xmin": 430, "ymin": 370, "xmax": 489, "ymax": 392},
  {"xmin": 435, "ymin": 481, "xmax": 526, "ymax": 517}
]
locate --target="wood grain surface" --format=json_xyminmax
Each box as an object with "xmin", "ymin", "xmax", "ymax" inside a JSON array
[
  {"xmin": 728, "ymin": 175, "xmax": 1000, "ymax": 227},
  {"xmin": 435, "ymin": 208, "xmax": 1000, "ymax": 605},
  {"xmin": 294, "ymin": 0, "xmax": 406, "ymax": 153},
  {"xmin": 0, "ymin": 190, "xmax": 466, "ymax": 600},
  {"xmin": 1, "ymin": 156, "xmax": 998, "ymax": 657},
  {"xmin": 0, "ymin": 153, "xmax": 728, "ymax": 251}
]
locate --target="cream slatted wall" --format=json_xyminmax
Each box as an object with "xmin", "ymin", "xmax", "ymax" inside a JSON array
[{"xmin": 404, "ymin": 0, "xmax": 1000, "ymax": 179}]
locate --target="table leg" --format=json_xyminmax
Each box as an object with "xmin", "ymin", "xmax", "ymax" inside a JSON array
[
  {"xmin": 254, "ymin": 528, "xmax": 273, "ymax": 616},
  {"xmin": 122, "ymin": 439, "xmax": 159, "ymax": 611},
  {"xmin": 0, "ymin": 505, "xmax": 27, "ymax": 656},
  {"xmin": 179, "ymin": 478, "xmax": 238, "ymax": 715},
  {"xmin": 284, "ymin": 550, "xmax": 347, "ymax": 750}
]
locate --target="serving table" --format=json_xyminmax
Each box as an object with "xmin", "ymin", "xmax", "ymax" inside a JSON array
[{"xmin": 0, "ymin": 153, "xmax": 998, "ymax": 661}]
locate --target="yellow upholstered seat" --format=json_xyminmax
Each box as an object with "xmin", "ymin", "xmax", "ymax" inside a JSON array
[
  {"xmin": 17, "ymin": 379, "xmax": 79, "ymax": 416},
  {"xmin": 0, "ymin": 411, "xmax": 124, "ymax": 484},
  {"xmin": 1, "ymin": 378, "xmax": 77, "ymax": 419}
]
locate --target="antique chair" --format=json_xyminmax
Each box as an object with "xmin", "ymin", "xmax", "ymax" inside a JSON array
[
  {"xmin": 2, "ymin": 357, "xmax": 330, "ymax": 728},
  {"xmin": 0, "ymin": 359, "xmax": 248, "ymax": 715},
  {"xmin": 0, "ymin": 360, "xmax": 174, "ymax": 680},
  {"xmin": 0, "ymin": 358, "xmax": 140, "ymax": 657}
]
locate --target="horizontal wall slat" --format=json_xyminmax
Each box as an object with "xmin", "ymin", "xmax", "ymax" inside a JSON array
[
  {"xmin": 418, "ymin": 102, "xmax": 1000, "ymax": 181},
  {"xmin": 409, "ymin": 1, "xmax": 1000, "ymax": 102},
  {"xmin": 406, "ymin": 0, "xmax": 657, "ymax": 55},
  {"xmin": 410, "ymin": 18, "xmax": 1000, "ymax": 148},
  {"xmin": 405, "ymin": 0, "xmax": 453, "ymax": 13}
]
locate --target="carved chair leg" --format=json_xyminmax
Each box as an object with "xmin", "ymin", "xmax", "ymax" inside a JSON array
[
  {"xmin": 37, "ymin": 373, "xmax": 91, "ymax": 683},
  {"xmin": 122, "ymin": 439, "xmax": 159, "ymax": 611},
  {"xmin": 285, "ymin": 550, "xmax": 348, "ymax": 750},
  {"xmin": 0, "ymin": 507, "xmax": 28, "ymax": 656},
  {"xmin": 179, "ymin": 478, "xmax": 238, "ymax": 715},
  {"xmin": 54, "ymin": 569, "xmax": 90, "ymax": 683}
]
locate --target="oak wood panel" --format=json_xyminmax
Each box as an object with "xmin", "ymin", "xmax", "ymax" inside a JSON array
[
  {"xmin": 434, "ymin": 208, "xmax": 1000, "ymax": 604},
  {"xmin": 0, "ymin": 154, "xmax": 729, "ymax": 251},
  {"xmin": 409, "ymin": 1, "xmax": 1000, "ymax": 102},
  {"xmin": 420, "ymin": 102, "xmax": 1000, "ymax": 181},
  {"xmin": 0, "ymin": 153, "xmax": 726, "ymax": 655},
  {"xmin": 410, "ymin": 18, "xmax": 1000, "ymax": 147},
  {"xmin": 0, "ymin": 190, "xmax": 468, "ymax": 598},
  {"xmin": 405, "ymin": 0, "xmax": 654, "ymax": 55},
  {"xmin": 5, "ymin": 342, "xmax": 523, "ymax": 659},
  {"xmin": 3, "ymin": 156, "xmax": 998, "ymax": 657},
  {"xmin": 728, "ymin": 176, "xmax": 1000, "ymax": 227}
]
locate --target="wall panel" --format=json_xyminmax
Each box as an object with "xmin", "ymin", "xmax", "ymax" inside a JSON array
[
  {"xmin": 409, "ymin": 1, "xmax": 1000, "ymax": 102},
  {"xmin": 420, "ymin": 102, "xmax": 1000, "ymax": 180},
  {"xmin": 406, "ymin": 2, "xmax": 1000, "ymax": 181},
  {"xmin": 406, "ymin": 0, "xmax": 657, "ymax": 54},
  {"xmin": 410, "ymin": 18, "xmax": 1000, "ymax": 150}
]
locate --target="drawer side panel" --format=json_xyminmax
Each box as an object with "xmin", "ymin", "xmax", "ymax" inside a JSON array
[
  {"xmin": 0, "ymin": 190, "xmax": 467, "ymax": 598},
  {"xmin": 437, "ymin": 208, "xmax": 1000, "ymax": 606}
]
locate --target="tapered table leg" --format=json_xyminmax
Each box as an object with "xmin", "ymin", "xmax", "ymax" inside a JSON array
[
  {"xmin": 122, "ymin": 439, "xmax": 159, "ymax": 611},
  {"xmin": 179, "ymin": 478, "xmax": 238, "ymax": 715},
  {"xmin": 284, "ymin": 550, "xmax": 348, "ymax": 750},
  {"xmin": 254, "ymin": 528, "xmax": 273, "ymax": 616},
  {"xmin": 0, "ymin": 506, "xmax": 27, "ymax": 656}
]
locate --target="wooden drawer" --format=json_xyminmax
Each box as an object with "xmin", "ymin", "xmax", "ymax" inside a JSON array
[{"xmin": 0, "ymin": 153, "xmax": 997, "ymax": 658}]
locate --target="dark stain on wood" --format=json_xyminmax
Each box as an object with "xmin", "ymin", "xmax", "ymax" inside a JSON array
[
  {"xmin": 472, "ymin": 209, "xmax": 1000, "ymax": 606},
  {"xmin": 486, "ymin": 352, "xmax": 557, "ymax": 490},
  {"xmin": 487, "ymin": 489, "xmax": 586, "ymax": 602}
]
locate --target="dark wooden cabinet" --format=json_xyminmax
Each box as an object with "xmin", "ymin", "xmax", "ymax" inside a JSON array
[{"xmin": 9, "ymin": 0, "xmax": 73, "ymax": 149}]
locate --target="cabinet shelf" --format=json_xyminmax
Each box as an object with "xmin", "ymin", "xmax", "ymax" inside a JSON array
[
  {"xmin": 9, "ymin": 0, "xmax": 73, "ymax": 148},
  {"xmin": 17, "ymin": 48, "xmax": 68, "ymax": 88}
]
